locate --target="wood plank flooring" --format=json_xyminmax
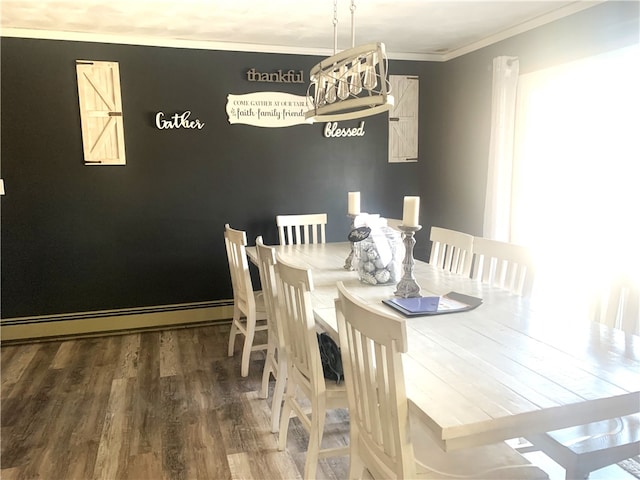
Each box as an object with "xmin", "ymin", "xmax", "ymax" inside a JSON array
[{"xmin": 1, "ymin": 324, "xmax": 350, "ymax": 479}]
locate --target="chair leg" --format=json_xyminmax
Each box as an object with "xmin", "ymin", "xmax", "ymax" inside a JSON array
[
  {"xmin": 348, "ymin": 452, "xmax": 366, "ymax": 480},
  {"xmin": 260, "ymin": 336, "xmax": 276, "ymax": 399},
  {"xmin": 304, "ymin": 396, "xmax": 327, "ymax": 480},
  {"xmin": 304, "ymin": 430, "xmax": 320, "ymax": 479},
  {"xmin": 240, "ymin": 313, "xmax": 256, "ymax": 377},
  {"xmin": 278, "ymin": 382, "xmax": 295, "ymax": 451},
  {"xmin": 270, "ymin": 357, "xmax": 287, "ymax": 433},
  {"xmin": 347, "ymin": 425, "xmax": 364, "ymax": 480},
  {"xmin": 227, "ymin": 306, "xmax": 241, "ymax": 357}
]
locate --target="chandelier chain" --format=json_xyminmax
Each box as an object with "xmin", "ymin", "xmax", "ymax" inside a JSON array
[
  {"xmin": 350, "ymin": 0, "xmax": 356, "ymax": 48},
  {"xmin": 333, "ymin": 0, "xmax": 339, "ymax": 54}
]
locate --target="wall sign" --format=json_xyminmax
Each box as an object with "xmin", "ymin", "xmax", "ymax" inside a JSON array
[
  {"xmin": 324, "ymin": 121, "xmax": 366, "ymax": 138},
  {"xmin": 226, "ymin": 92, "xmax": 312, "ymax": 128},
  {"xmin": 155, "ymin": 111, "xmax": 204, "ymax": 130},
  {"xmin": 348, "ymin": 226, "xmax": 371, "ymax": 242},
  {"xmin": 76, "ymin": 60, "xmax": 126, "ymax": 165},
  {"xmin": 388, "ymin": 75, "xmax": 419, "ymax": 162},
  {"xmin": 246, "ymin": 68, "xmax": 304, "ymax": 83}
]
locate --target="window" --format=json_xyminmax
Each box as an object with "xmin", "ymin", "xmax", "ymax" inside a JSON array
[{"xmin": 511, "ymin": 45, "xmax": 640, "ymax": 307}]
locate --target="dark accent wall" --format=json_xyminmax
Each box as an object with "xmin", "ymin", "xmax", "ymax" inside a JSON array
[
  {"xmin": 0, "ymin": 38, "xmax": 431, "ymax": 318},
  {"xmin": 2, "ymin": 1, "xmax": 637, "ymax": 319}
]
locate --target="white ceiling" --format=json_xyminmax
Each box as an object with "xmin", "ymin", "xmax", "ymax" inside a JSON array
[{"xmin": 0, "ymin": 0, "xmax": 601, "ymax": 60}]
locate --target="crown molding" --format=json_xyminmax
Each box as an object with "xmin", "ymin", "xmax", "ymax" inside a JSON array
[
  {"xmin": 441, "ymin": 0, "xmax": 604, "ymax": 61},
  {"xmin": 0, "ymin": 2, "xmax": 602, "ymax": 64},
  {"xmin": 0, "ymin": 27, "xmax": 443, "ymax": 61},
  {"xmin": 0, "ymin": 27, "xmax": 334, "ymax": 56}
]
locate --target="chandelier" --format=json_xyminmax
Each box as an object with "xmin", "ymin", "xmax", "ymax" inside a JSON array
[{"xmin": 305, "ymin": 0, "xmax": 394, "ymax": 122}]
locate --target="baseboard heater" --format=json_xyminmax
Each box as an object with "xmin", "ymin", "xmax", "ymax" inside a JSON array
[{"xmin": 0, "ymin": 300, "xmax": 235, "ymax": 344}]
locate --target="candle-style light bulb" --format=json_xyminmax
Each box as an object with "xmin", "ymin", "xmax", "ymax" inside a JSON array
[
  {"xmin": 325, "ymin": 78, "xmax": 337, "ymax": 103},
  {"xmin": 362, "ymin": 54, "xmax": 378, "ymax": 91},
  {"xmin": 349, "ymin": 60, "xmax": 363, "ymax": 95},
  {"xmin": 337, "ymin": 65, "xmax": 350, "ymax": 100},
  {"xmin": 315, "ymin": 75, "xmax": 326, "ymax": 106}
]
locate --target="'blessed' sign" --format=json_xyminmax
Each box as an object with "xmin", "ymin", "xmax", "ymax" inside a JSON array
[{"xmin": 323, "ymin": 121, "xmax": 366, "ymax": 138}]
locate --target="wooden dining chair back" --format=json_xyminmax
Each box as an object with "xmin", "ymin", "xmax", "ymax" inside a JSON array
[
  {"xmin": 335, "ymin": 281, "xmax": 548, "ymax": 480},
  {"xmin": 274, "ymin": 254, "xmax": 348, "ymax": 479},
  {"xmin": 276, "ymin": 213, "xmax": 327, "ymax": 245},
  {"xmin": 224, "ymin": 224, "xmax": 268, "ymax": 377},
  {"xmin": 592, "ymin": 275, "xmax": 640, "ymax": 335},
  {"xmin": 254, "ymin": 236, "xmax": 288, "ymax": 433},
  {"xmin": 335, "ymin": 281, "xmax": 415, "ymax": 479},
  {"xmin": 471, "ymin": 237, "xmax": 536, "ymax": 297},
  {"xmin": 525, "ymin": 275, "xmax": 640, "ymax": 479},
  {"xmin": 428, "ymin": 226, "xmax": 474, "ymax": 276}
]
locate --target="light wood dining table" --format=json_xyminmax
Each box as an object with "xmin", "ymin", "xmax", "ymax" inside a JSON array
[{"xmin": 246, "ymin": 242, "xmax": 640, "ymax": 452}]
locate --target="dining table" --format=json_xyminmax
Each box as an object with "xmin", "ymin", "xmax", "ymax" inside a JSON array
[{"xmin": 245, "ymin": 241, "xmax": 640, "ymax": 452}]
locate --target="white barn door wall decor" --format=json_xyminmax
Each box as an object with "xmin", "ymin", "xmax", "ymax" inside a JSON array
[
  {"xmin": 76, "ymin": 60, "xmax": 126, "ymax": 165},
  {"xmin": 388, "ymin": 75, "xmax": 419, "ymax": 163}
]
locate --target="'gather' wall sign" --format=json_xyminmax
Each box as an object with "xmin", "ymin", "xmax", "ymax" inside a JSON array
[{"xmin": 155, "ymin": 111, "xmax": 204, "ymax": 130}]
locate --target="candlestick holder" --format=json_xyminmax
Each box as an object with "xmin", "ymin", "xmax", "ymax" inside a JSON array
[
  {"xmin": 344, "ymin": 213, "xmax": 356, "ymax": 270},
  {"xmin": 394, "ymin": 225, "xmax": 422, "ymax": 298}
]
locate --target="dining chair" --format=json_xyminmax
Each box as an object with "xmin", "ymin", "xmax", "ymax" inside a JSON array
[
  {"xmin": 428, "ymin": 226, "xmax": 474, "ymax": 276},
  {"xmin": 471, "ymin": 237, "xmax": 536, "ymax": 296},
  {"xmin": 592, "ymin": 274, "xmax": 639, "ymax": 335},
  {"xmin": 525, "ymin": 275, "xmax": 640, "ymax": 480},
  {"xmin": 254, "ymin": 236, "xmax": 288, "ymax": 433},
  {"xmin": 335, "ymin": 281, "xmax": 549, "ymax": 480},
  {"xmin": 276, "ymin": 213, "xmax": 327, "ymax": 245},
  {"xmin": 224, "ymin": 224, "xmax": 268, "ymax": 377},
  {"xmin": 275, "ymin": 254, "xmax": 349, "ymax": 479}
]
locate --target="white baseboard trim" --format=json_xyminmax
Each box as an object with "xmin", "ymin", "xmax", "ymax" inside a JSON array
[{"xmin": 0, "ymin": 301, "xmax": 235, "ymax": 343}]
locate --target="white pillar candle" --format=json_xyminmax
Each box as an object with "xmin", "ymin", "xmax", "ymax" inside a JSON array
[
  {"xmin": 348, "ymin": 191, "xmax": 361, "ymax": 215},
  {"xmin": 402, "ymin": 196, "xmax": 420, "ymax": 227}
]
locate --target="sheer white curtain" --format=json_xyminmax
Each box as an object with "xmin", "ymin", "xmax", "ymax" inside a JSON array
[
  {"xmin": 509, "ymin": 44, "xmax": 640, "ymax": 305},
  {"xmin": 483, "ymin": 56, "xmax": 519, "ymax": 241}
]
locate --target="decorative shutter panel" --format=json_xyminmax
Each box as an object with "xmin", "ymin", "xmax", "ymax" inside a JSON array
[
  {"xmin": 76, "ymin": 60, "xmax": 126, "ymax": 165},
  {"xmin": 388, "ymin": 75, "xmax": 419, "ymax": 163}
]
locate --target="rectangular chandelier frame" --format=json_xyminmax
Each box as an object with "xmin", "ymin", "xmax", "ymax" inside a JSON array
[{"xmin": 305, "ymin": 42, "xmax": 394, "ymax": 122}]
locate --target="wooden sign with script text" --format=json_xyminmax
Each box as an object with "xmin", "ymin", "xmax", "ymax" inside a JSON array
[{"xmin": 226, "ymin": 92, "xmax": 313, "ymax": 128}]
